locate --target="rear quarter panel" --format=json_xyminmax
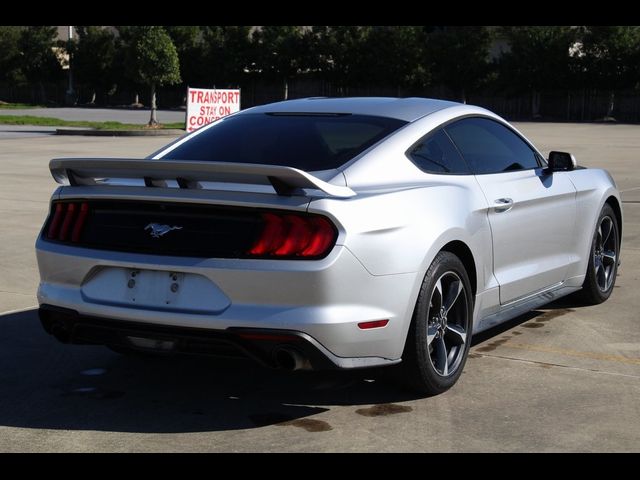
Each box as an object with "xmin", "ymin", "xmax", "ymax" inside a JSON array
[{"xmin": 309, "ymin": 174, "xmax": 495, "ymax": 344}]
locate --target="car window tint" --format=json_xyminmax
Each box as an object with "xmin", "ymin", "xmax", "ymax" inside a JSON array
[
  {"xmin": 164, "ymin": 113, "xmax": 407, "ymax": 171},
  {"xmin": 445, "ymin": 117, "xmax": 539, "ymax": 174},
  {"xmin": 408, "ymin": 129, "xmax": 470, "ymax": 174}
]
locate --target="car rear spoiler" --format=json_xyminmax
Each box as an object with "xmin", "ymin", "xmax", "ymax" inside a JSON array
[{"xmin": 49, "ymin": 158, "xmax": 356, "ymax": 198}]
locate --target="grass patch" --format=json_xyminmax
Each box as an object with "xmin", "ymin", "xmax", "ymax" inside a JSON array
[
  {"xmin": 0, "ymin": 115, "xmax": 184, "ymax": 130},
  {"xmin": 0, "ymin": 102, "xmax": 45, "ymax": 109}
]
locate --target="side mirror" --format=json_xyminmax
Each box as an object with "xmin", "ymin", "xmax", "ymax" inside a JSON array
[{"xmin": 546, "ymin": 151, "xmax": 577, "ymax": 172}]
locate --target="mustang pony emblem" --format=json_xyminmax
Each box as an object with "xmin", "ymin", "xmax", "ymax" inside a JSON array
[{"xmin": 145, "ymin": 223, "xmax": 183, "ymax": 238}]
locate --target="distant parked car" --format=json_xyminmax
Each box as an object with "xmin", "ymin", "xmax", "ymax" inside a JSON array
[{"xmin": 36, "ymin": 97, "xmax": 621, "ymax": 394}]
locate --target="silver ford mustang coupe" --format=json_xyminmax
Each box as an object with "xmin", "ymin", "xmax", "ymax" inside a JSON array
[{"xmin": 36, "ymin": 97, "xmax": 621, "ymax": 394}]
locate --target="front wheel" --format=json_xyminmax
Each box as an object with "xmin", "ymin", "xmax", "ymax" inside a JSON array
[
  {"xmin": 402, "ymin": 251, "xmax": 473, "ymax": 395},
  {"xmin": 579, "ymin": 203, "xmax": 620, "ymax": 305}
]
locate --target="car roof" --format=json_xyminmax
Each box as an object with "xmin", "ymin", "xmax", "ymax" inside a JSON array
[{"xmin": 243, "ymin": 97, "xmax": 462, "ymax": 122}]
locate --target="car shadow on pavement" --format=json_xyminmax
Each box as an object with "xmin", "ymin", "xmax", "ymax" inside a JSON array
[{"xmin": 0, "ymin": 308, "xmax": 421, "ymax": 434}]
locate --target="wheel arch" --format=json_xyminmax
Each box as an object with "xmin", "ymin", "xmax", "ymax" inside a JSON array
[
  {"xmin": 401, "ymin": 238, "xmax": 479, "ymax": 349},
  {"xmin": 605, "ymin": 195, "xmax": 623, "ymax": 244},
  {"xmin": 440, "ymin": 240, "xmax": 477, "ymax": 296}
]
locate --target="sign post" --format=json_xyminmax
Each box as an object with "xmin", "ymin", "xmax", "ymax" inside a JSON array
[{"xmin": 185, "ymin": 87, "xmax": 241, "ymax": 132}]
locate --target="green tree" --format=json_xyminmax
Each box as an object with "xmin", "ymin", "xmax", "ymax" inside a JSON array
[
  {"xmin": 125, "ymin": 26, "xmax": 181, "ymax": 125},
  {"xmin": 311, "ymin": 26, "xmax": 369, "ymax": 94},
  {"xmin": 253, "ymin": 26, "xmax": 310, "ymax": 99},
  {"xmin": 201, "ymin": 26, "xmax": 252, "ymax": 87},
  {"xmin": 425, "ymin": 26, "xmax": 494, "ymax": 103},
  {"xmin": 17, "ymin": 26, "xmax": 62, "ymax": 102},
  {"xmin": 114, "ymin": 26, "xmax": 144, "ymax": 105},
  {"xmin": 165, "ymin": 26, "xmax": 208, "ymax": 87},
  {"xmin": 72, "ymin": 26, "xmax": 117, "ymax": 104},
  {"xmin": 499, "ymin": 26, "xmax": 577, "ymax": 118},
  {"xmin": 578, "ymin": 26, "xmax": 640, "ymax": 118},
  {"xmin": 0, "ymin": 26, "xmax": 22, "ymax": 84},
  {"xmin": 360, "ymin": 26, "xmax": 426, "ymax": 94}
]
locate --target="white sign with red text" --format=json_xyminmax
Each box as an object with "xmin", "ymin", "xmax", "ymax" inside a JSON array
[{"xmin": 186, "ymin": 87, "xmax": 241, "ymax": 132}]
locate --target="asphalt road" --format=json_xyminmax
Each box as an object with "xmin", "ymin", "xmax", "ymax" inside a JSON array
[
  {"xmin": 0, "ymin": 123, "xmax": 638, "ymax": 452},
  {"xmin": 0, "ymin": 125, "xmax": 88, "ymax": 140},
  {"xmin": 3, "ymin": 107, "xmax": 186, "ymax": 124},
  {"xmin": 0, "ymin": 108, "xmax": 186, "ymax": 140}
]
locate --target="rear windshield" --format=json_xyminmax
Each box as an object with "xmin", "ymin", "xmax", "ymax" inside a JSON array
[{"xmin": 164, "ymin": 113, "xmax": 407, "ymax": 171}]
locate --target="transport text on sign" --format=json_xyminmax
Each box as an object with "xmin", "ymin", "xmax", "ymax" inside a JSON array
[{"xmin": 186, "ymin": 88, "xmax": 241, "ymax": 132}]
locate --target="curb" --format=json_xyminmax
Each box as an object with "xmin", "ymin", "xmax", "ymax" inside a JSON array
[{"xmin": 56, "ymin": 128, "xmax": 185, "ymax": 136}]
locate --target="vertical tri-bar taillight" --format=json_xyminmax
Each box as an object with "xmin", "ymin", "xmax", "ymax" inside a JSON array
[
  {"xmin": 247, "ymin": 212, "xmax": 337, "ymax": 259},
  {"xmin": 46, "ymin": 202, "xmax": 90, "ymax": 243}
]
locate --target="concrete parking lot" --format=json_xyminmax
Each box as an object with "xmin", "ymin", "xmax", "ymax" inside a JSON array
[{"xmin": 0, "ymin": 123, "xmax": 638, "ymax": 452}]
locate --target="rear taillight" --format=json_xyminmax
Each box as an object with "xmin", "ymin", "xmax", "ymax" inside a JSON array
[
  {"xmin": 248, "ymin": 212, "xmax": 337, "ymax": 259},
  {"xmin": 46, "ymin": 203, "xmax": 64, "ymax": 239},
  {"xmin": 71, "ymin": 202, "xmax": 89, "ymax": 242},
  {"xmin": 46, "ymin": 202, "xmax": 90, "ymax": 243}
]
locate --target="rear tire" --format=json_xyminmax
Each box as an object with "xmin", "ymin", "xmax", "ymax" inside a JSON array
[
  {"xmin": 401, "ymin": 251, "xmax": 473, "ymax": 395},
  {"xmin": 579, "ymin": 203, "xmax": 619, "ymax": 305}
]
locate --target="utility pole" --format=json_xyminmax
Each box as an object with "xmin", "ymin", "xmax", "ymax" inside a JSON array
[{"xmin": 65, "ymin": 26, "xmax": 75, "ymax": 106}]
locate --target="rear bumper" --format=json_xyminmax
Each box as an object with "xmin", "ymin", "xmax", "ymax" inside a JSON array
[
  {"xmin": 39, "ymin": 304, "xmax": 342, "ymax": 370},
  {"xmin": 36, "ymin": 239, "xmax": 419, "ymax": 366}
]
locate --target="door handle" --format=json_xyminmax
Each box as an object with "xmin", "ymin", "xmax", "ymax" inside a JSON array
[{"xmin": 494, "ymin": 198, "xmax": 513, "ymax": 213}]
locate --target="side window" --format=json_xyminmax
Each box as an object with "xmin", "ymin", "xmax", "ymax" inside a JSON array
[
  {"xmin": 444, "ymin": 117, "xmax": 540, "ymax": 174},
  {"xmin": 408, "ymin": 129, "xmax": 470, "ymax": 174}
]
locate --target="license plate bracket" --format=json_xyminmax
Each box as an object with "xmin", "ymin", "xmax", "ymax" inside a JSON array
[{"xmin": 81, "ymin": 267, "xmax": 231, "ymax": 314}]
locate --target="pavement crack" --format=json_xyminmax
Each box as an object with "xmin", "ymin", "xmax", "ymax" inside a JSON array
[
  {"xmin": 474, "ymin": 352, "xmax": 640, "ymax": 379},
  {"xmin": 502, "ymin": 342, "xmax": 640, "ymax": 366}
]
